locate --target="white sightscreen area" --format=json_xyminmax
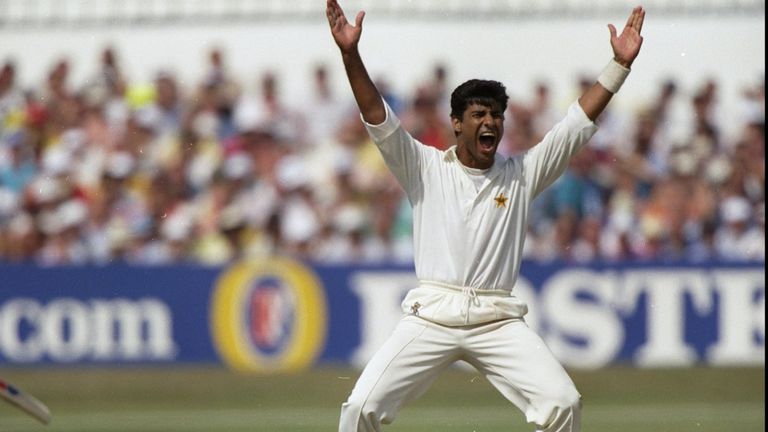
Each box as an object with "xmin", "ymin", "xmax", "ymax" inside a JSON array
[{"xmin": 0, "ymin": 0, "xmax": 764, "ymax": 25}]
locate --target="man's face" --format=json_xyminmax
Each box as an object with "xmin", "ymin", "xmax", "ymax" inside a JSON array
[{"xmin": 453, "ymin": 102, "xmax": 504, "ymax": 169}]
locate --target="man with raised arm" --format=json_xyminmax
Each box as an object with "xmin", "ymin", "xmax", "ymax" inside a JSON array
[{"xmin": 326, "ymin": 1, "xmax": 645, "ymax": 431}]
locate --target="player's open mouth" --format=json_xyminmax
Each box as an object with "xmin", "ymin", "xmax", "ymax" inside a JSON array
[{"xmin": 478, "ymin": 132, "xmax": 496, "ymax": 152}]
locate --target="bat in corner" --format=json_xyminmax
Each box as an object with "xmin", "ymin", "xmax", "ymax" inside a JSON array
[{"xmin": 0, "ymin": 377, "xmax": 52, "ymax": 425}]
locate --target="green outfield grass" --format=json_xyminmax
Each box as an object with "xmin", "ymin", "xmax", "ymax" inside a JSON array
[{"xmin": 0, "ymin": 365, "xmax": 763, "ymax": 431}]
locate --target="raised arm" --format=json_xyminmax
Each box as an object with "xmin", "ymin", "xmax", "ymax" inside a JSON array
[
  {"xmin": 326, "ymin": 0, "xmax": 386, "ymax": 124},
  {"xmin": 578, "ymin": 6, "xmax": 645, "ymax": 121}
]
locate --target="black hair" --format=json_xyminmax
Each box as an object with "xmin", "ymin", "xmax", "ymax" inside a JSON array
[{"xmin": 449, "ymin": 79, "xmax": 509, "ymax": 119}]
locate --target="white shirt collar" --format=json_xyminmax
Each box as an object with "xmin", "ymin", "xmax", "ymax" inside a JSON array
[{"xmin": 444, "ymin": 145, "xmax": 506, "ymax": 181}]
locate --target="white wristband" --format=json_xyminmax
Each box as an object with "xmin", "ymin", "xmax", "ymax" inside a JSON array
[{"xmin": 597, "ymin": 59, "xmax": 630, "ymax": 94}]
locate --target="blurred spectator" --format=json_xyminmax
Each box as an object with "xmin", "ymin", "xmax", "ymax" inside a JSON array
[
  {"xmin": 303, "ymin": 63, "xmax": 349, "ymax": 143},
  {"xmin": 97, "ymin": 46, "xmax": 126, "ymax": 96},
  {"xmin": 274, "ymin": 154, "xmax": 321, "ymax": 257},
  {"xmin": 44, "ymin": 58, "xmax": 72, "ymax": 104},
  {"xmin": 152, "ymin": 70, "xmax": 184, "ymax": 136},
  {"xmin": 401, "ymin": 85, "xmax": 453, "ymax": 150},
  {"xmin": 201, "ymin": 47, "xmax": 240, "ymax": 139},
  {"xmin": 1, "ymin": 131, "xmax": 37, "ymax": 193},
  {"xmin": 1, "ymin": 61, "xmax": 26, "ymax": 133},
  {"xmin": 374, "ymin": 76, "xmax": 404, "ymax": 115},
  {"xmin": 715, "ymin": 196, "xmax": 764, "ymax": 261},
  {"xmin": 234, "ymin": 71, "xmax": 307, "ymax": 149},
  {"xmin": 529, "ymin": 81, "xmax": 560, "ymax": 140}
]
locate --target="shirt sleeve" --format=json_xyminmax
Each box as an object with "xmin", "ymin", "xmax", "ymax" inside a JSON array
[
  {"xmin": 361, "ymin": 99, "xmax": 401, "ymax": 142},
  {"xmin": 361, "ymin": 99, "xmax": 431, "ymax": 199},
  {"xmin": 522, "ymin": 101, "xmax": 598, "ymax": 199}
]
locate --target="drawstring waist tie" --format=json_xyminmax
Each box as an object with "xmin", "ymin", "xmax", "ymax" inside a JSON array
[{"xmin": 420, "ymin": 280, "xmax": 510, "ymax": 325}]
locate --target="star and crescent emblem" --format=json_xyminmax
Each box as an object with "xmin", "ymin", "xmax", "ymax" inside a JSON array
[{"xmin": 494, "ymin": 193, "xmax": 508, "ymax": 208}]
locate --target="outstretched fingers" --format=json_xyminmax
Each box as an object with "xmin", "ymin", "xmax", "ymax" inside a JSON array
[
  {"xmin": 326, "ymin": 0, "xmax": 346, "ymax": 28},
  {"xmin": 626, "ymin": 6, "xmax": 645, "ymax": 35},
  {"xmin": 623, "ymin": 6, "xmax": 637, "ymax": 30},
  {"xmin": 634, "ymin": 7, "xmax": 645, "ymax": 34}
]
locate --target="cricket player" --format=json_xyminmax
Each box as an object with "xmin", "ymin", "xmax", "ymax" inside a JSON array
[{"xmin": 326, "ymin": 1, "xmax": 645, "ymax": 431}]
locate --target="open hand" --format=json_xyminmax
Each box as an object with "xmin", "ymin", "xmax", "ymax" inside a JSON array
[
  {"xmin": 327, "ymin": 0, "xmax": 365, "ymax": 53},
  {"xmin": 609, "ymin": 6, "xmax": 645, "ymax": 68}
]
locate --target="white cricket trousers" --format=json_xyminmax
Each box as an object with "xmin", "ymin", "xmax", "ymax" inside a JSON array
[{"xmin": 339, "ymin": 315, "xmax": 580, "ymax": 432}]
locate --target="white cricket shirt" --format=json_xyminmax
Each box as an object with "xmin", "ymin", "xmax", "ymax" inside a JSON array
[{"xmin": 363, "ymin": 99, "xmax": 598, "ymax": 326}]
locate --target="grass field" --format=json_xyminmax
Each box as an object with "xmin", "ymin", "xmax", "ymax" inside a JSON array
[{"xmin": 0, "ymin": 366, "xmax": 763, "ymax": 431}]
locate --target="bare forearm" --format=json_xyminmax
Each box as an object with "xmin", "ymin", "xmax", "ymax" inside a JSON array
[
  {"xmin": 578, "ymin": 82, "xmax": 614, "ymax": 122},
  {"xmin": 326, "ymin": 0, "xmax": 385, "ymax": 124},
  {"xmin": 579, "ymin": 57, "xmax": 632, "ymax": 121},
  {"xmin": 341, "ymin": 48, "xmax": 385, "ymax": 124}
]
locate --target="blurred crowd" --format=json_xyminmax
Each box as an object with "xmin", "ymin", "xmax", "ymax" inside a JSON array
[{"xmin": 0, "ymin": 47, "xmax": 764, "ymax": 266}]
